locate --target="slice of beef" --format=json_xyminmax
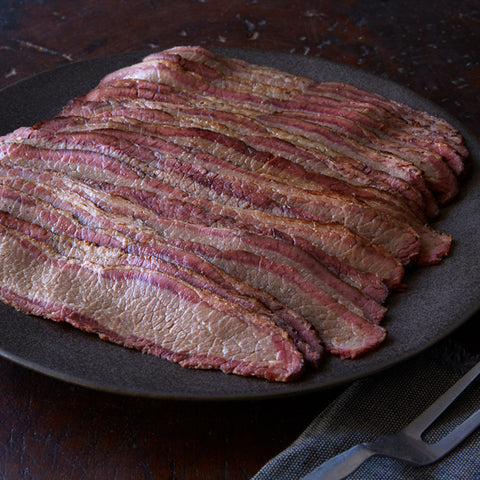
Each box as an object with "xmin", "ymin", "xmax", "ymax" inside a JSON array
[
  {"xmin": 160, "ymin": 46, "xmax": 466, "ymax": 172},
  {"xmin": 109, "ymin": 50, "xmax": 463, "ymax": 197},
  {"xmin": 0, "ymin": 176, "xmax": 323, "ymax": 365},
  {"xmin": 65, "ymin": 105, "xmax": 450, "ymax": 265},
  {"xmin": 0, "ymin": 222, "xmax": 304, "ymax": 382},
  {"xmin": 11, "ymin": 118, "xmax": 423, "ymax": 266},
  {"xmin": 1, "ymin": 130, "xmax": 405, "ymax": 294},
  {"xmin": 79, "ymin": 77, "xmax": 439, "ymax": 217},
  {"xmin": 0, "ymin": 166, "xmax": 386, "ymax": 358},
  {"xmin": 64, "ymin": 98, "xmax": 430, "ymax": 224}
]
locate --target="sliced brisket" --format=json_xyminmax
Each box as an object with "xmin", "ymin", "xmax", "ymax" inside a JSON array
[
  {"xmin": 0, "ymin": 46, "xmax": 467, "ymax": 381},
  {"xmin": 0, "ymin": 130, "xmax": 405, "ymax": 293},
  {"xmin": 0, "ymin": 221, "xmax": 304, "ymax": 381},
  {"xmin": 0, "ymin": 163, "xmax": 385, "ymax": 357},
  {"xmin": 7, "ymin": 120, "xmax": 423, "ymax": 266}
]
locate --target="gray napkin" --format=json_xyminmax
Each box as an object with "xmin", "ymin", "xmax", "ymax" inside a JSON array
[{"xmin": 253, "ymin": 338, "xmax": 480, "ymax": 480}]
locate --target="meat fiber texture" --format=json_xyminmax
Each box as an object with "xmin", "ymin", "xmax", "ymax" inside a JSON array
[{"xmin": 0, "ymin": 46, "xmax": 468, "ymax": 382}]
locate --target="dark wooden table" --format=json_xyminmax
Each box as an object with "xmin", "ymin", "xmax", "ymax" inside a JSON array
[{"xmin": 0, "ymin": 1, "xmax": 479, "ymax": 478}]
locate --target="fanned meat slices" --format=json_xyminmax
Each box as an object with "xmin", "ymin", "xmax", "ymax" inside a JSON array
[{"xmin": 0, "ymin": 46, "xmax": 467, "ymax": 381}]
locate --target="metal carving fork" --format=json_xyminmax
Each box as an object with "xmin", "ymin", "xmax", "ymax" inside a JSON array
[{"xmin": 301, "ymin": 360, "xmax": 480, "ymax": 480}]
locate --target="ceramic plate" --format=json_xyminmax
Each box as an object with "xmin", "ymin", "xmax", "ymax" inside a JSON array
[{"xmin": 0, "ymin": 48, "xmax": 479, "ymax": 400}]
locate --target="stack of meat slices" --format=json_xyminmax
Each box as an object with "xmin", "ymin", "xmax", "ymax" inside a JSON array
[{"xmin": 0, "ymin": 46, "xmax": 468, "ymax": 382}]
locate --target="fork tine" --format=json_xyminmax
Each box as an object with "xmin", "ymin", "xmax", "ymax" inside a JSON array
[
  {"xmin": 425, "ymin": 408, "xmax": 480, "ymax": 460},
  {"xmin": 404, "ymin": 360, "xmax": 480, "ymax": 437}
]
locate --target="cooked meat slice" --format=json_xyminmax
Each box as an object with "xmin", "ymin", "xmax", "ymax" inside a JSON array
[
  {"xmin": 0, "ymin": 218, "xmax": 305, "ymax": 381},
  {"xmin": 76, "ymin": 78, "xmax": 440, "ymax": 218},
  {"xmin": 0, "ymin": 127, "xmax": 407, "ymax": 292},
  {"xmin": 99, "ymin": 48, "xmax": 464, "ymax": 202},
  {"xmin": 0, "ymin": 166, "xmax": 385, "ymax": 358},
  {"xmin": 4, "ymin": 122, "xmax": 423, "ymax": 266},
  {"xmin": 61, "ymin": 97, "xmax": 429, "ymax": 222},
  {"xmin": 160, "ymin": 46, "xmax": 467, "ymax": 170},
  {"xmin": 0, "ymin": 178, "xmax": 324, "ymax": 365}
]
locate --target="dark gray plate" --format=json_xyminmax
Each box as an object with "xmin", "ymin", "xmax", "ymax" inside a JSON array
[{"xmin": 0, "ymin": 49, "xmax": 479, "ymax": 400}]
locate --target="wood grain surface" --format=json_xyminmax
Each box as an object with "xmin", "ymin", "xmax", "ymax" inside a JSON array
[{"xmin": 0, "ymin": 1, "xmax": 479, "ymax": 478}]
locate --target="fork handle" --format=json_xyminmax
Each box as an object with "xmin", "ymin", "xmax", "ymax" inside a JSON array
[{"xmin": 300, "ymin": 444, "xmax": 376, "ymax": 480}]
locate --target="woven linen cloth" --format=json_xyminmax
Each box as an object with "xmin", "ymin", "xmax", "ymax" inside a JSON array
[{"xmin": 253, "ymin": 338, "xmax": 480, "ymax": 480}]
